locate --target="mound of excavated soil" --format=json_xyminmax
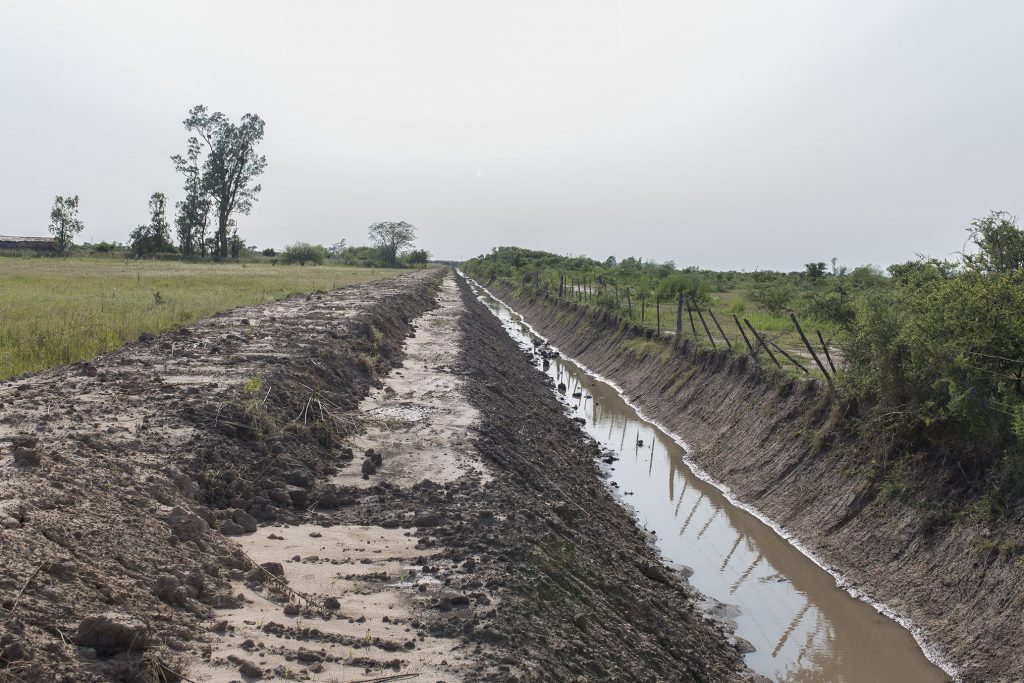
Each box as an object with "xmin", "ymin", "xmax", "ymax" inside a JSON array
[{"xmin": 0, "ymin": 269, "xmax": 752, "ymax": 683}]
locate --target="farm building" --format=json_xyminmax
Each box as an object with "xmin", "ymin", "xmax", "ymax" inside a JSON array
[{"xmin": 0, "ymin": 235, "xmax": 58, "ymax": 253}]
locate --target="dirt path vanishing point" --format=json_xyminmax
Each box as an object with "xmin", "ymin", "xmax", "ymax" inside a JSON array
[{"xmin": 0, "ymin": 269, "xmax": 753, "ymax": 682}]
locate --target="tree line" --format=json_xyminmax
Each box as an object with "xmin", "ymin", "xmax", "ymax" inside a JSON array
[
  {"xmin": 462, "ymin": 212, "xmax": 1024, "ymax": 521},
  {"xmin": 43, "ymin": 106, "xmax": 426, "ymax": 267}
]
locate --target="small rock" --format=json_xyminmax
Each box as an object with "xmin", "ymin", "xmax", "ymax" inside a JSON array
[
  {"xmin": 220, "ymin": 520, "xmax": 245, "ymax": 536},
  {"xmin": 361, "ymin": 459, "xmax": 378, "ymax": 477},
  {"xmin": 76, "ymin": 612, "xmax": 148, "ymax": 655},
  {"xmin": 155, "ymin": 574, "xmax": 189, "ymax": 607},
  {"xmin": 231, "ymin": 509, "xmax": 258, "ymax": 533},
  {"xmin": 239, "ymin": 659, "xmax": 262, "ymax": 678},
  {"xmin": 164, "ymin": 506, "xmax": 208, "ymax": 540},
  {"xmin": 324, "ymin": 597, "xmax": 341, "ymax": 610},
  {"xmin": 12, "ymin": 447, "xmax": 40, "ymax": 467}
]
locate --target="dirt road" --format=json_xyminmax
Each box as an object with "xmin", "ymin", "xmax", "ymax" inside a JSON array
[{"xmin": 0, "ymin": 270, "xmax": 750, "ymax": 682}]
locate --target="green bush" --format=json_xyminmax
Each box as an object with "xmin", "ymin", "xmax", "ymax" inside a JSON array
[{"xmin": 281, "ymin": 242, "xmax": 327, "ymax": 266}]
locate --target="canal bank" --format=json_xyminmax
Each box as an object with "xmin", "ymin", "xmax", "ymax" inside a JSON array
[{"xmin": 467, "ymin": 275, "xmax": 953, "ymax": 682}]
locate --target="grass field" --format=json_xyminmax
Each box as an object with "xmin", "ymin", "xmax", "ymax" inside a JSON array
[{"xmin": 0, "ymin": 258, "xmax": 395, "ymax": 380}]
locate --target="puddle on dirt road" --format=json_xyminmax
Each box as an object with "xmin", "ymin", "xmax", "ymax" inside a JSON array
[{"xmin": 470, "ymin": 282, "xmax": 951, "ymax": 683}]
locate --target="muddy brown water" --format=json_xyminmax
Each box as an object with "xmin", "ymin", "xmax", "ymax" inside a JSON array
[{"xmin": 472, "ymin": 284, "xmax": 951, "ymax": 683}]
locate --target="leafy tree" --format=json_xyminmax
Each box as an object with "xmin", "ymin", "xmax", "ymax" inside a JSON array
[
  {"xmin": 752, "ymin": 282, "xmax": 795, "ymax": 314},
  {"xmin": 655, "ymin": 272, "xmax": 710, "ymax": 304},
  {"xmin": 403, "ymin": 249, "xmax": 430, "ymax": 268},
  {"xmin": 282, "ymin": 242, "xmax": 327, "ymax": 266},
  {"xmin": 804, "ymin": 262, "xmax": 827, "ymax": 280},
  {"xmin": 175, "ymin": 105, "xmax": 267, "ymax": 258},
  {"xmin": 367, "ymin": 221, "xmax": 416, "ymax": 267},
  {"xmin": 261, "ymin": 247, "xmax": 277, "ymax": 257},
  {"xmin": 171, "ymin": 137, "xmax": 211, "ymax": 257},
  {"xmin": 964, "ymin": 210, "xmax": 1024, "ymax": 273},
  {"xmin": 48, "ymin": 195, "xmax": 85, "ymax": 253},
  {"xmin": 229, "ymin": 227, "xmax": 245, "ymax": 258},
  {"xmin": 329, "ymin": 240, "xmax": 347, "ymax": 256},
  {"xmin": 129, "ymin": 192, "xmax": 176, "ymax": 257}
]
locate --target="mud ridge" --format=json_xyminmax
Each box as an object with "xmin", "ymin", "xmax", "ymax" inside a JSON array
[
  {"xmin": 0, "ymin": 270, "xmax": 444, "ymax": 682},
  {"xmin": 484, "ymin": 277, "xmax": 1024, "ymax": 683}
]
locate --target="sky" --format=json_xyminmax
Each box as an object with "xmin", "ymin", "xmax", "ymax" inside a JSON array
[{"xmin": 1, "ymin": 1, "xmax": 1023, "ymax": 271}]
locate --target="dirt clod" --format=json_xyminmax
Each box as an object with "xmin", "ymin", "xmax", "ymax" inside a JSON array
[{"xmin": 76, "ymin": 612, "xmax": 149, "ymax": 656}]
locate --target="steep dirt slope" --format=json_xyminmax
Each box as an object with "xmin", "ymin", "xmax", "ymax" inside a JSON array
[{"xmin": 487, "ymin": 278, "xmax": 1024, "ymax": 683}]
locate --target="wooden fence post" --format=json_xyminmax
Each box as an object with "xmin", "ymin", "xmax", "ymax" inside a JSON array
[
  {"xmin": 817, "ymin": 330, "xmax": 837, "ymax": 374},
  {"xmin": 656, "ymin": 296, "xmax": 661, "ymax": 332},
  {"xmin": 559, "ymin": 274, "xmax": 564, "ymax": 298},
  {"xmin": 790, "ymin": 313, "xmax": 832, "ymax": 386},
  {"xmin": 768, "ymin": 337, "xmax": 810, "ymax": 374},
  {"xmin": 640, "ymin": 294, "xmax": 646, "ymax": 324},
  {"xmin": 626, "ymin": 289, "xmax": 633, "ymax": 319},
  {"xmin": 743, "ymin": 319, "xmax": 782, "ymax": 368},
  {"xmin": 676, "ymin": 293, "xmax": 684, "ymax": 336},
  {"xmin": 695, "ymin": 305, "xmax": 717, "ymax": 349},
  {"xmin": 734, "ymin": 314, "xmax": 755, "ymax": 355},
  {"xmin": 707, "ymin": 308, "xmax": 732, "ymax": 350}
]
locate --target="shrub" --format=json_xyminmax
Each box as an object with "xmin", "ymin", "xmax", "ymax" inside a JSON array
[{"xmin": 282, "ymin": 242, "xmax": 327, "ymax": 266}]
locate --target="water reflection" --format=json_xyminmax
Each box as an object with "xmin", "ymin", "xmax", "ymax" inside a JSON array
[{"xmin": 474, "ymin": 286, "xmax": 949, "ymax": 683}]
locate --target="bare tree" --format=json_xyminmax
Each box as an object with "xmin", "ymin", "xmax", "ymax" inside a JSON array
[
  {"xmin": 48, "ymin": 195, "xmax": 84, "ymax": 254},
  {"xmin": 367, "ymin": 221, "xmax": 416, "ymax": 267},
  {"xmin": 174, "ymin": 105, "xmax": 267, "ymax": 258}
]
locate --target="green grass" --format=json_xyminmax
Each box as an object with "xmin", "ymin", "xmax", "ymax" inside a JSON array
[{"xmin": 0, "ymin": 258, "xmax": 394, "ymax": 380}]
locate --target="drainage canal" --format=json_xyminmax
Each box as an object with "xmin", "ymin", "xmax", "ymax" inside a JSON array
[{"xmin": 470, "ymin": 280, "xmax": 951, "ymax": 683}]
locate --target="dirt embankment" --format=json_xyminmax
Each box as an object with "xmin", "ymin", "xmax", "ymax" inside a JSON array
[
  {"xmin": 0, "ymin": 269, "xmax": 753, "ymax": 683},
  {"xmin": 486, "ymin": 278, "xmax": 1024, "ymax": 683}
]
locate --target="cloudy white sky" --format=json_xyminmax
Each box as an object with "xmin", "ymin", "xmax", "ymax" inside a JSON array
[{"xmin": 2, "ymin": 1, "xmax": 1022, "ymax": 270}]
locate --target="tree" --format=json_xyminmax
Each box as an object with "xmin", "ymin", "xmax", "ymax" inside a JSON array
[
  {"xmin": 171, "ymin": 137, "xmax": 211, "ymax": 257},
  {"xmin": 804, "ymin": 262, "xmax": 827, "ymax": 280},
  {"xmin": 174, "ymin": 105, "xmax": 267, "ymax": 258},
  {"xmin": 964, "ymin": 211, "xmax": 1024, "ymax": 273},
  {"xmin": 282, "ymin": 242, "xmax": 327, "ymax": 266},
  {"xmin": 404, "ymin": 249, "xmax": 430, "ymax": 268},
  {"xmin": 328, "ymin": 240, "xmax": 347, "ymax": 256},
  {"xmin": 367, "ymin": 221, "xmax": 416, "ymax": 267},
  {"xmin": 129, "ymin": 192, "xmax": 176, "ymax": 257},
  {"xmin": 48, "ymin": 195, "xmax": 84, "ymax": 253}
]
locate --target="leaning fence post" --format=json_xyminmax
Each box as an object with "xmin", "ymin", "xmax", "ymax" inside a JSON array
[
  {"xmin": 676, "ymin": 292, "xmax": 684, "ymax": 336},
  {"xmin": 656, "ymin": 296, "xmax": 661, "ymax": 332},
  {"xmin": 640, "ymin": 294, "xmax": 646, "ymax": 325},
  {"xmin": 743, "ymin": 319, "xmax": 782, "ymax": 368},
  {"xmin": 790, "ymin": 313, "xmax": 832, "ymax": 387},
  {"xmin": 768, "ymin": 337, "xmax": 810, "ymax": 375},
  {"xmin": 695, "ymin": 305, "xmax": 717, "ymax": 349},
  {"xmin": 685, "ymin": 299, "xmax": 697, "ymax": 337},
  {"xmin": 707, "ymin": 308, "xmax": 732, "ymax": 350},
  {"xmin": 817, "ymin": 330, "xmax": 837, "ymax": 374},
  {"xmin": 626, "ymin": 289, "xmax": 633, "ymax": 319},
  {"xmin": 734, "ymin": 314, "xmax": 755, "ymax": 355}
]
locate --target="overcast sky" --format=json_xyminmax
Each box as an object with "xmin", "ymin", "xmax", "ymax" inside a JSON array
[{"xmin": 2, "ymin": 1, "xmax": 1022, "ymax": 270}]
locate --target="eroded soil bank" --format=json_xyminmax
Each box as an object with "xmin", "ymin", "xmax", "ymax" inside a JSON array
[
  {"xmin": 484, "ymin": 278, "xmax": 1024, "ymax": 683},
  {"xmin": 0, "ymin": 269, "xmax": 753, "ymax": 682}
]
